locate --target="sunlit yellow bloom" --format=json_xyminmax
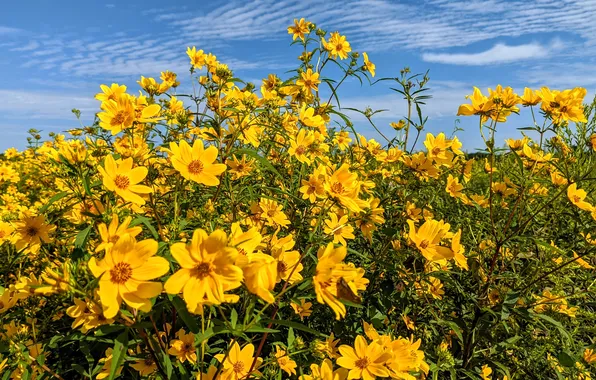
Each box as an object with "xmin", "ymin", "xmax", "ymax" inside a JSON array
[
  {"xmin": 567, "ymin": 183, "xmax": 593, "ymax": 211},
  {"xmin": 169, "ymin": 140, "xmax": 226, "ymax": 186},
  {"xmin": 362, "ymin": 52, "xmax": 375, "ymax": 77},
  {"xmin": 95, "ymin": 83, "xmax": 127, "ymax": 103},
  {"xmin": 480, "ymin": 365, "xmax": 492, "ymax": 380},
  {"xmin": 165, "ymin": 229, "xmax": 243, "ymax": 312},
  {"xmin": 407, "ymin": 219, "xmax": 454, "ymax": 262},
  {"xmin": 88, "ymin": 234, "xmax": 168, "ymax": 318},
  {"xmin": 520, "ymin": 87, "xmax": 541, "ymax": 106},
  {"xmin": 215, "ymin": 341, "xmax": 262, "ymax": 380},
  {"xmin": 291, "ymin": 299, "xmax": 312, "ymax": 321},
  {"xmin": 95, "ymin": 214, "xmax": 142, "ymax": 253},
  {"xmin": 324, "ymin": 212, "xmax": 355, "ymax": 246},
  {"xmin": 445, "ymin": 174, "xmax": 463, "ymax": 198},
  {"xmin": 187, "ymin": 46, "xmax": 206, "ymax": 69},
  {"xmin": 337, "ymin": 335, "xmax": 391, "ymax": 380},
  {"xmin": 322, "ymin": 32, "xmax": 351, "ymax": 60},
  {"xmin": 287, "ymin": 18, "xmax": 311, "ymax": 42},
  {"xmin": 168, "ymin": 329, "xmax": 197, "ymax": 363},
  {"xmin": 12, "ymin": 214, "xmax": 55, "ymax": 255},
  {"xmin": 297, "ymin": 68, "xmax": 321, "ymax": 94},
  {"xmin": 275, "ymin": 346, "xmax": 297, "ymax": 376},
  {"xmin": 98, "ymin": 155, "xmax": 152, "ymax": 205}
]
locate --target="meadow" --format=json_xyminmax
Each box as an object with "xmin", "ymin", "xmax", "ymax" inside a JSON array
[{"xmin": 0, "ymin": 18, "xmax": 595, "ymax": 379}]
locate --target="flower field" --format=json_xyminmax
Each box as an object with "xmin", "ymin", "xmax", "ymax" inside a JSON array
[{"xmin": 1, "ymin": 18, "xmax": 596, "ymax": 379}]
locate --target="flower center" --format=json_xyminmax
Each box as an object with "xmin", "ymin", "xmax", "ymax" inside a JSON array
[
  {"xmin": 110, "ymin": 262, "xmax": 133, "ymax": 284},
  {"xmin": 183, "ymin": 343, "xmax": 193, "ymax": 352},
  {"xmin": 188, "ymin": 160, "xmax": 204, "ymax": 175},
  {"xmin": 572, "ymin": 195, "xmax": 581, "ymax": 203},
  {"xmin": 335, "ymin": 43, "xmax": 344, "ymax": 52},
  {"xmin": 432, "ymin": 147, "xmax": 441, "ymax": 155},
  {"xmin": 419, "ymin": 239, "xmax": 430, "ymax": 249},
  {"xmin": 233, "ymin": 361, "xmax": 245, "ymax": 373},
  {"xmin": 26, "ymin": 226, "xmax": 39, "ymax": 237},
  {"xmin": 267, "ymin": 209, "xmax": 277, "ymax": 217},
  {"xmin": 0, "ymin": 231, "xmax": 6, "ymax": 239},
  {"xmin": 191, "ymin": 262, "xmax": 212, "ymax": 279},
  {"xmin": 277, "ymin": 260, "xmax": 288, "ymax": 274},
  {"xmin": 295, "ymin": 145, "xmax": 306, "ymax": 155},
  {"xmin": 114, "ymin": 175, "xmax": 130, "ymax": 190},
  {"xmin": 111, "ymin": 111, "xmax": 127, "ymax": 126},
  {"xmin": 238, "ymin": 248, "xmax": 246, "ymax": 256},
  {"xmin": 355, "ymin": 357, "xmax": 369, "ymax": 369},
  {"xmin": 331, "ymin": 182, "xmax": 344, "ymax": 194}
]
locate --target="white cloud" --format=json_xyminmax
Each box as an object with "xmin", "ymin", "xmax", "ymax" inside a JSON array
[
  {"xmin": 11, "ymin": 41, "xmax": 40, "ymax": 52},
  {"xmin": 0, "ymin": 26, "xmax": 21, "ymax": 35},
  {"xmin": 421, "ymin": 41, "xmax": 561, "ymax": 65},
  {"xmin": 106, "ymin": 4, "xmax": 115, "ymax": 8},
  {"xmin": 0, "ymin": 89, "xmax": 96, "ymax": 120}
]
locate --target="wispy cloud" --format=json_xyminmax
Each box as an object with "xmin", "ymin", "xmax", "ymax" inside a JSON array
[
  {"xmin": 0, "ymin": 26, "xmax": 21, "ymax": 35},
  {"xmin": 421, "ymin": 40, "xmax": 563, "ymax": 65}
]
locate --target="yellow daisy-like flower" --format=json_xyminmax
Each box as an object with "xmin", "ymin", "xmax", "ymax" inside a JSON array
[
  {"xmin": 88, "ymin": 234, "xmax": 169, "ymax": 318},
  {"xmin": 164, "ymin": 229, "xmax": 243, "ymax": 313},
  {"xmin": 337, "ymin": 335, "xmax": 391, "ymax": 380},
  {"xmin": 12, "ymin": 215, "xmax": 55, "ymax": 255},
  {"xmin": 98, "ymin": 155, "xmax": 153, "ymax": 205},
  {"xmin": 169, "ymin": 140, "xmax": 226, "ymax": 186},
  {"xmin": 215, "ymin": 341, "xmax": 262, "ymax": 380}
]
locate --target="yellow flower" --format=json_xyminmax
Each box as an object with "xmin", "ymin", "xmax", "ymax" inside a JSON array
[
  {"xmin": 290, "ymin": 299, "xmax": 312, "ymax": 321},
  {"xmin": 97, "ymin": 348, "xmax": 123, "ymax": 379},
  {"xmin": 300, "ymin": 359, "xmax": 347, "ymax": 380},
  {"xmin": 520, "ymin": 87, "xmax": 541, "ymax": 106},
  {"xmin": 324, "ymin": 164, "xmax": 362, "ymax": 213},
  {"xmin": 88, "ymin": 234, "xmax": 169, "ymax": 318},
  {"xmin": 337, "ymin": 335, "xmax": 391, "ymax": 380},
  {"xmin": 95, "ymin": 214, "xmax": 142, "ymax": 253},
  {"xmin": 275, "ymin": 346, "xmax": 297, "ymax": 376},
  {"xmin": 259, "ymin": 198, "xmax": 290, "ymax": 227},
  {"xmin": 226, "ymin": 155, "xmax": 254, "ymax": 180},
  {"xmin": 362, "ymin": 52, "xmax": 375, "ymax": 77},
  {"xmin": 445, "ymin": 174, "xmax": 463, "ymax": 198},
  {"xmin": 287, "ymin": 18, "xmax": 311, "ymax": 41},
  {"xmin": 289, "ymin": 129, "xmax": 316, "ymax": 164},
  {"xmin": 95, "ymin": 83, "xmax": 127, "ymax": 103},
  {"xmin": 240, "ymin": 252, "xmax": 278, "ymax": 303},
  {"xmin": 457, "ymin": 87, "xmax": 495, "ymax": 122},
  {"xmin": 322, "ymin": 32, "xmax": 352, "ymax": 60},
  {"xmin": 12, "ymin": 214, "xmax": 55, "ymax": 255},
  {"xmin": 573, "ymin": 252, "xmax": 593, "ymax": 269},
  {"xmin": 386, "ymin": 337, "xmax": 428, "ymax": 378},
  {"xmin": 215, "ymin": 341, "xmax": 262, "ymax": 380},
  {"xmin": 169, "ymin": 140, "xmax": 226, "ymax": 186},
  {"xmin": 584, "ymin": 348, "xmax": 596, "ymax": 364},
  {"xmin": 168, "ymin": 329, "xmax": 197, "ymax": 363},
  {"xmin": 451, "ymin": 229, "xmax": 468, "ymax": 270},
  {"xmin": 98, "ymin": 155, "xmax": 153, "ymax": 205},
  {"xmin": 297, "ymin": 68, "xmax": 321, "ymax": 94},
  {"xmin": 407, "ymin": 219, "xmax": 454, "ymax": 262},
  {"xmin": 187, "ymin": 46, "xmax": 206, "ymax": 69},
  {"xmin": 323, "ymin": 212, "xmax": 355, "ymax": 246},
  {"xmin": 97, "ymin": 95, "xmax": 136, "ymax": 135},
  {"xmin": 480, "ymin": 364, "xmax": 492, "ymax": 380},
  {"xmin": 164, "ymin": 229, "xmax": 243, "ymax": 312},
  {"xmin": 568, "ymin": 183, "xmax": 593, "ymax": 211}
]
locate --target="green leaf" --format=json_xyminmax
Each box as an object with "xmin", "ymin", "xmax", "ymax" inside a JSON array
[
  {"xmin": 287, "ymin": 327, "xmax": 295, "ymax": 348},
  {"xmin": 39, "ymin": 191, "xmax": 69, "ymax": 213},
  {"xmin": 131, "ymin": 216, "xmax": 159, "ymax": 240},
  {"xmin": 74, "ymin": 225, "xmax": 93, "ymax": 249},
  {"xmin": 236, "ymin": 148, "xmax": 282, "ymax": 180},
  {"xmin": 262, "ymin": 319, "xmax": 326, "ymax": 336},
  {"xmin": 534, "ymin": 312, "xmax": 572, "ymax": 343},
  {"xmin": 231, "ymin": 309, "xmax": 238, "ymax": 330},
  {"xmin": 109, "ymin": 330, "xmax": 128, "ymax": 380},
  {"xmin": 557, "ymin": 350, "xmax": 576, "ymax": 367},
  {"xmin": 171, "ymin": 296, "xmax": 200, "ymax": 333}
]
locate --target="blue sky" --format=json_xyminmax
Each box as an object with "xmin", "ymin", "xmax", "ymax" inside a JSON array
[{"xmin": 1, "ymin": 0, "xmax": 596, "ymax": 152}]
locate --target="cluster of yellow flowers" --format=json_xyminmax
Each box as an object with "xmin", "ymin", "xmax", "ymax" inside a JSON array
[{"xmin": 0, "ymin": 17, "xmax": 595, "ymax": 380}]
